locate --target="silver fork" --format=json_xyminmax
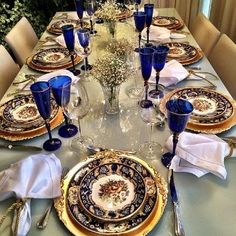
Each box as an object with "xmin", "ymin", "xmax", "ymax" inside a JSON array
[{"xmin": 36, "ymin": 167, "xmax": 69, "ymax": 230}]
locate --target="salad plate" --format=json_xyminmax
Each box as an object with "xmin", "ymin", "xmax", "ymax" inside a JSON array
[{"xmin": 152, "ymin": 16, "xmax": 184, "ymax": 30}]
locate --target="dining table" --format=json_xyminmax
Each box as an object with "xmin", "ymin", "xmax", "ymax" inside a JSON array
[{"xmin": 0, "ymin": 7, "xmax": 236, "ymax": 236}]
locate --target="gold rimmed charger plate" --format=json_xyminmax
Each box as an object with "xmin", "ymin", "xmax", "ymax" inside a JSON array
[
  {"xmin": 27, "ymin": 47, "xmax": 82, "ymax": 73},
  {"xmin": 160, "ymin": 87, "xmax": 236, "ymax": 134},
  {"xmin": 54, "ymin": 151, "xmax": 168, "ymax": 236},
  {"xmin": 116, "ymin": 8, "xmax": 133, "ymax": 20},
  {"xmin": 162, "ymin": 42, "xmax": 204, "ymax": 66},
  {"xmin": 0, "ymin": 95, "xmax": 63, "ymax": 141},
  {"xmin": 152, "ymin": 16, "xmax": 184, "ymax": 30}
]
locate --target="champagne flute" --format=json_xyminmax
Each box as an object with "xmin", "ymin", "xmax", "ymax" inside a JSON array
[
  {"xmin": 61, "ymin": 24, "xmax": 81, "ymax": 76},
  {"xmin": 49, "ymin": 76, "xmax": 78, "ymax": 138},
  {"xmin": 86, "ymin": 0, "xmax": 97, "ymax": 34},
  {"xmin": 77, "ymin": 28, "xmax": 92, "ymax": 71},
  {"xmin": 66, "ymin": 82, "xmax": 93, "ymax": 151},
  {"xmin": 144, "ymin": 3, "xmax": 154, "ymax": 45},
  {"xmin": 75, "ymin": 0, "xmax": 84, "ymax": 28},
  {"xmin": 30, "ymin": 82, "xmax": 62, "ymax": 151},
  {"xmin": 135, "ymin": 0, "xmax": 141, "ymax": 12},
  {"xmin": 139, "ymin": 47, "xmax": 154, "ymax": 108}
]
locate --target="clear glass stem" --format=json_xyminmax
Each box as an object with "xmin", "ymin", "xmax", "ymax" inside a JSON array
[
  {"xmin": 77, "ymin": 118, "xmax": 81, "ymax": 135},
  {"xmin": 149, "ymin": 123, "xmax": 153, "ymax": 143}
]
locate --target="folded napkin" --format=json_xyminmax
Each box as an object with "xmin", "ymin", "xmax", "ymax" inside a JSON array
[
  {"xmin": 165, "ymin": 132, "xmax": 236, "ymax": 179},
  {"xmin": 19, "ymin": 69, "xmax": 80, "ymax": 90},
  {"xmin": 55, "ymin": 34, "xmax": 83, "ymax": 54},
  {"xmin": 142, "ymin": 25, "xmax": 170, "ymax": 42},
  {"xmin": 149, "ymin": 60, "xmax": 205, "ymax": 87},
  {"xmin": 0, "ymin": 153, "xmax": 62, "ymax": 236}
]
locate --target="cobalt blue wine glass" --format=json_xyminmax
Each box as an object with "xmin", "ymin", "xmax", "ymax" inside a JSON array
[
  {"xmin": 135, "ymin": 0, "xmax": 141, "ymax": 12},
  {"xmin": 149, "ymin": 45, "xmax": 169, "ymax": 102},
  {"xmin": 134, "ymin": 11, "xmax": 146, "ymax": 52},
  {"xmin": 75, "ymin": 0, "xmax": 85, "ymax": 28},
  {"xmin": 61, "ymin": 24, "xmax": 81, "ymax": 76},
  {"xmin": 30, "ymin": 82, "xmax": 62, "ymax": 151},
  {"xmin": 77, "ymin": 28, "xmax": 92, "ymax": 71},
  {"xmin": 49, "ymin": 76, "xmax": 78, "ymax": 138},
  {"xmin": 139, "ymin": 47, "xmax": 154, "ymax": 108},
  {"xmin": 161, "ymin": 99, "xmax": 193, "ymax": 167},
  {"xmin": 144, "ymin": 4, "xmax": 154, "ymax": 45},
  {"xmin": 86, "ymin": 0, "xmax": 97, "ymax": 34}
]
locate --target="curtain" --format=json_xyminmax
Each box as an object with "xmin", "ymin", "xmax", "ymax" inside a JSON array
[
  {"xmin": 210, "ymin": 0, "xmax": 236, "ymax": 43},
  {"xmin": 158, "ymin": 0, "xmax": 201, "ymax": 27}
]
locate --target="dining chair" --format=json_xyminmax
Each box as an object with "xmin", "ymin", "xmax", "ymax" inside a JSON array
[
  {"xmin": 4, "ymin": 17, "xmax": 38, "ymax": 67},
  {"xmin": 190, "ymin": 13, "xmax": 220, "ymax": 56},
  {"xmin": 208, "ymin": 34, "xmax": 236, "ymax": 99},
  {"xmin": 0, "ymin": 45, "xmax": 20, "ymax": 100}
]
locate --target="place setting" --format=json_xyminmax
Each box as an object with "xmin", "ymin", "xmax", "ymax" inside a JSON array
[{"xmin": 152, "ymin": 16, "xmax": 184, "ymax": 30}]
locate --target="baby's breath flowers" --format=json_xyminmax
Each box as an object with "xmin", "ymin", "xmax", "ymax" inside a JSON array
[{"xmin": 95, "ymin": 1, "xmax": 119, "ymax": 22}]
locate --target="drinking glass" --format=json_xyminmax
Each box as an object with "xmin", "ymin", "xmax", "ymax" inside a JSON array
[
  {"xmin": 75, "ymin": 0, "xmax": 84, "ymax": 28},
  {"xmin": 66, "ymin": 82, "xmax": 93, "ymax": 151},
  {"xmin": 86, "ymin": 0, "xmax": 97, "ymax": 34},
  {"xmin": 135, "ymin": 0, "xmax": 141, "ymax": 12},
  {"xmin": 61, "ymin": 24, "xmax": 81, "ymax": 76},
  {"xmin": 77, "ymin": 28, "xmax": 92, "ymax": 71},
  {"xmin": 139, "ymin": 47, "xmax": 154, "ymax": 108},
  {"xmin": 49, "ymin": 76, "xmax": 78, "ymax": 138},
  {"xmin": 144, "ymin": 4, "xmax": 154, "ymax": 45},
  {"xmin": 133, "ymin": 11, "xmax": 146, "ymax": 52},
  {"xmin": 162, "ymin": 99, "xmax": 193, "ymax": 166},
  {"xmin": 149, "ymin": 45, "xmax": 169, "ymax": 113},
  {"xmin": 30, "ymin": 82, "xmax": 62, "ymax": 151}
]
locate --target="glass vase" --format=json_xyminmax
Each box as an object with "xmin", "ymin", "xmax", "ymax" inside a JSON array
[{"xmin": 100, "ymin": 83, "xmax": 121, "ymax": 115}]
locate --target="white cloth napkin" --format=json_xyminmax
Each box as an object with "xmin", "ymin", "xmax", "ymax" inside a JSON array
[
  {"xmin": 165, "ymin": 132, "xmax": 236, "ymax": 179},
  {"xmin": 149, "ymin": 60, "xmax": 205, "ymax": 87},
  {"xmin": 0, "ymin": 153, "xmax": 62, "ymax": 236},
  {"xmin": 142, "ymin": 25, "xmax": 170, "ymax": 42},
  {"xmin": 19, "ymin": 69, "xmax": 80, "ymax": 90},
  {"xmin": 55, "ymin": 34, "xmax": 83, "ymax": 53}
]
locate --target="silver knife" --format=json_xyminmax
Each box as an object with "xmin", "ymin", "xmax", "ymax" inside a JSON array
[
  {"xmin": 0, "ymin": 144, "xmax": 42, "ymax": 151},
  {"xmin": 168, "ymin": 169, "xmax": 185, "ymax": 236}
]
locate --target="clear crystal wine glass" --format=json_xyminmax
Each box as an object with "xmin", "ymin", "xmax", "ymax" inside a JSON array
[
  {"xmin": 65, "ymin": 82, "xmax": 93, "ymax": 151},
  {"xmin": 30, "ymin": 82, "xmax": 62, "ymax": 151},
  {"xmin": 49, "ymin": 76, "xmax": 78, "ymax": 138},
  {"xmin": 61, "ymin": 24, "xmax": 81, "ymax": 75}
]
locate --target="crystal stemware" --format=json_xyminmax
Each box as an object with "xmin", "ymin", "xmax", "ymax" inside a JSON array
[
  {"xmin": 139, "ymin": 47, "xmax": 154, "ymax": 108},
  {"xmin": 49, "ymin": 76, "xmax": 78, "ymax": 138},
  {"xmin": 77, "ymin": 28, "xmax": 92, "ymax": 71},
  {"xmin": 86, "ymin": 0, "xmax": 97, "ymax": 34},
  {"xmin": 75, "ymin": 0, "xmax": 84, "ymax": 28},
  {"xmin": 149, "ymin": 45, "xmax": 169, "ymax": 111},
  {"xmin": 161, "ymin": 99, "xmax": 193, "ymax": 166},
  {"xmin": 30, "ymin": 82, "xmax": 62, "ymax": 151},
  {"xmin": 66, "ymin": 82, "xmax": 93, "ymax": 151},
  {"xmin": 133, "ymin": 11, "xmax": 146, "ymax": 52},
  {"xmin": 144, "ymin": 4, "xmax": 154, "ymax": 45},
  {"xmin": 61, "ymin": 24, "xmax": 81, "ymax": 76}
]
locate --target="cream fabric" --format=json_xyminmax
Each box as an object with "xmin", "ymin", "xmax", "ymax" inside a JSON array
[
  {"xmin": 208, "ymin": 34, "xmax": 236, "ymax": 99},
  {"xmin": 190, "ymin": 13, "xmax": 220, "ymax": 56},
  {"xmin": 5, "ymin": 17, "xmax": 38, "ymax": 67},
  {"xmin": 0, "ymin": 45, "xmax": 20, "ymax": 100}
]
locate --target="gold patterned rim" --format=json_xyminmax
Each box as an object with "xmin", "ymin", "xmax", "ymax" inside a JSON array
[
  {"xmin": 160, "ymin": 87, "xmax": 236, "ymax": 134},
  {"xmin": 54, "ymin": 151, "xmax": 168, "ymax": 236},
  {"xmin": 152, "ymin": 16, "xmax": 184, "ymax": 30}
]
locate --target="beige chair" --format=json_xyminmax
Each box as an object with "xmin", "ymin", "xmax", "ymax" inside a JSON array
[
  {"xmin": 190, "ymin": 13, "xmax": 220, "ymax": 56},
  {"xmin": 5, "ymin": 17, "xmax": 38, "ymax": 67},
  {"xmin": 0, "ymin": 45, "xmax": 20, "ymax": 100},
  {"xmin": 208, "ymin": 34, "xmax": 236, "ymax": 99}
]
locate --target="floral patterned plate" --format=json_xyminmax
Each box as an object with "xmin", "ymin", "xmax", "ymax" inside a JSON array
[
  {"xmin": 27, "ymin": 48, "xmax": 82, "ymax": 72},
  {"xmin": 152, "ymin": 16, "xmax": 184, "ymax": 30},
  {"xmin": 55, "ymin": 151, "xmax": 167, "ymax": 236},
  {"xmin": 78, "ymin": 162, "xmax": 146, "ymax": 222},
  {"xmin": 162, "ymin": 42, "xmax": 203, "ymax": 65},
  {"xmin": 0, "ymin": 94, "xmax": 58, "ymax": 133},
  {"xmin": 168, "ymin": 87, "xmax": 234, "ymax": 126}
]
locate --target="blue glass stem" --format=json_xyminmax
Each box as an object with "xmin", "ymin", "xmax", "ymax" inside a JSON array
[
  {"xmin": 147, "ymin": 27, "xmax": 150, "ymax": 43},
  {"xmin": 45, "ymin": 120, "xmax": 53, "ymax": 141},
  {"xmin": 63, "ymin": 112, "xmax": 69, "ymax": 125},
  {"xmin": 172, "ymin": 133, "xmax": 179, "ymax": 156},
  {"xmin": 135, "ymin": 3, "xmax": 138, "ymax": 12},
  {"xmin": 138, "ymin": 33, "xmax": 141, "ymax": 49},
  {"xmin": 155, "ymin": 71, "xmax": 160, "ymax": 91},
  {"xmin": 70, "ymin": 53, "xmax": 76, "ymax": 71},
  {"xmin": 144, "ymin": 81, "xmax": 148, "ymax": 100},
  {"xmin": 80, "ymin": 20, "xmax": 83, "ymax": 28}
]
